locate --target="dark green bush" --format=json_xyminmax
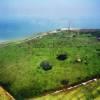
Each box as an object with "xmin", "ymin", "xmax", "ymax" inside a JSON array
[
  {"xmin": 40, "ymin": 61, "xmax": 52, "ymax": 71},
  {"xmin": 60, "ymin": 80, "xmax": 69, "ymax": 85},
  {"xmin": 57, "ymin": 54, "xmax": 67, "ymax": 61}
]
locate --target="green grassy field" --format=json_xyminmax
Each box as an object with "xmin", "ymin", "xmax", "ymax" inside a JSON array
[
  {"xmin": 34, "ymin": 79, "xmax": 100, "ymax": 100},
  {"xmin": 0, "ymin": 31, "xmax": 100, "ymax": 99}
]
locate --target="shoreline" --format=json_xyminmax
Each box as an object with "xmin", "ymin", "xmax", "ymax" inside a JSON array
[{"xmin": 0, "ymin": 28, "xmax": 100, "ymax": 44}]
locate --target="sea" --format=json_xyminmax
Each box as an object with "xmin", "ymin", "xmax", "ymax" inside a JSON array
[{"xmin": 0, "ymin": 18, "xmax": 99, "ymax": 42}]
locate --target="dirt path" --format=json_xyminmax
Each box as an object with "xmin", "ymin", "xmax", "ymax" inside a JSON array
[
  {"xmin": 0, "ymin": 86, "xmax": 15, "ymax": 100},
  {"xmin": 52, "ymin": 78, "xmax": 98, "ymax": 94},
  {"xmin": 0, "ymin": 78, "xmax": 99, "ymax": 100}
]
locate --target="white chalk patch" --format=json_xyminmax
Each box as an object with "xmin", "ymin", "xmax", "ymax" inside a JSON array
[{"xmin": 67, "ymin": 87, "xmax": 73, "ymax": 90}]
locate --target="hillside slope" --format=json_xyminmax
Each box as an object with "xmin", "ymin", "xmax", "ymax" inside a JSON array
[
  {"xmin": 34, "ymin": 79, "xmax": 100, "ymax": 100},
  {"xmin": 0, "ymin": 30, "xmax": 100, "ymax": 99}
]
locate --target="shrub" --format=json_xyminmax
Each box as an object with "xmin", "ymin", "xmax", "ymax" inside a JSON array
[
  {"xmin": 56, "ymin": 54, "xmax": 67, "ymax": 61},
  {"xmin": 40, "ymin": 61, "xmax": 52, "ymax": 71},
  {"xmin": 97, "ymin": 52, "xmax": 100, "ymax": 56},
  {"xmin": 96, "ymin": 49, "xmax": 100, "ymax": 51},
  {"xmin": 73, "ymin": 34, "xmax": 76, "ymax": 37},
  {"xmin": 60, "ymin": 80, "xmax": 69, "ymax": 85}
]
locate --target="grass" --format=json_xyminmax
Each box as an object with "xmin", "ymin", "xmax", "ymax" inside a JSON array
[
  {"xmin": 0, "ymin": 31, "xmax": 100, "ymax": 99},
  {"xmin": 33, "ymin": 79, "xmax": 100, "ymax": 100}
]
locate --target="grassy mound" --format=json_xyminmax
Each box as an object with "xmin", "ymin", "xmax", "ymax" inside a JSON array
[{"xmin": 0, "ymin": 31, "xmax": 100, "ymax": 99}]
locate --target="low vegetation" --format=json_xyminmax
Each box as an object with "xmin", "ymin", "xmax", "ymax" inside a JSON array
[
  {"xmin": 40, "ymin": 61, "xmax": 52, "ymax": 71},
  {"xmin": 0, "ymin": 30, "xmax": 100, "ymax": 99},
  {"xmin": 34, "ymin": 79, "xmax": 100, "ymax": 100},
  {"xmin": 56, "ymin": 53, "xmax": 67, "ymax": 61}
]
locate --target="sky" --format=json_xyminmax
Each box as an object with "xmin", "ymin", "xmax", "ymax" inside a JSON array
[
  {"xmin": 0, "ymin": 0, "xmax": 100, "ymax": 20},
  {"xmin": 0, "ymin": 0, "xmax": 100, "ymax": 40}
]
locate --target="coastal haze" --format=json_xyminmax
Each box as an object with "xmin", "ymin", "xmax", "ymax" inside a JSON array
[{"xmin": 0, "ymin": 0, "xmax": 100, "ymax": 41}]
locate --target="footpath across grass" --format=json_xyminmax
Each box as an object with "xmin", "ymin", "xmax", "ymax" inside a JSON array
[
  {"xmin": 0, "ymin": 86, "xmax": 14, "ymax": 100},
  {"xmin": 0, "ymin": 31, "xmax": 100, "ymax": 99}
]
